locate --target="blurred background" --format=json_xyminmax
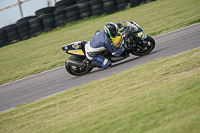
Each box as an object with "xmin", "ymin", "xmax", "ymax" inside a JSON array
[
  {"xmin": 0, "ymin": 0, "xmax": 56, "ymax": 28},
  {"xmin": 0, "ymin": 0, "xmax": 155, "ymax": 47}
]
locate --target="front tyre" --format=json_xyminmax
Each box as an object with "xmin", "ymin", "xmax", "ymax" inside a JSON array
[
  {"xmin": 131, "ymin": 36, "xmax": 155, "ymax": 56},
  {"xmin": 65, "ymin": 56, "xmax": 93, "ymax": 76}
]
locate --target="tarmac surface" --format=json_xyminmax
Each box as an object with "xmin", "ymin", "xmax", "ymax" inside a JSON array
[{"xmin": 0, "ymin": 23, "xmax": 200, "ymax": 113}]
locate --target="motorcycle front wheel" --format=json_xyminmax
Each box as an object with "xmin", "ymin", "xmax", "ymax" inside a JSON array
[
  {"xmin": 65, "ymin": 55, "xmax": 93, "ymax": 76},
  {"xmin": 131, "ymin": 36, "xmax": 155, "ymax": 56}
]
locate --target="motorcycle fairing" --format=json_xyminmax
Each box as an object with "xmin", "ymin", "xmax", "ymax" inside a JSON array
[
  {"xmin": 110, "ymin": 56, "xmax": 128, "ymax": 62},
  {"xmin": 137, "ymin": 32, "xmax": 147, "ymax": 39},
  {"xmin": 62, "ymin": 41, "xmax": 87, "ymax": 56},
  {"xmin": 68, "ymin": 50, "xmax": 84, "ymax": 56}
]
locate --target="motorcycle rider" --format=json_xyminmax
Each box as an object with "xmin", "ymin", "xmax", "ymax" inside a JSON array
[{"xmin": 85, "ymin": 22, "xmax": 124, "ymax": 69}]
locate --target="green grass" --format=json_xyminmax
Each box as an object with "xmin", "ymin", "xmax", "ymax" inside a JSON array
[
  {"xmin": 0, "ymin": 46, "xmax": 200, "ymax": 133},
  {"xmin": 0, "ymin": 0, "xmax": 200, "ymax": 84}
]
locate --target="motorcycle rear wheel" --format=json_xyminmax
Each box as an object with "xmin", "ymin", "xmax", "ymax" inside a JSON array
[
  {"xmin": 131, "ymin": 36, "xmax": 155, "ymax": 56},
  {"xmin": 65, "ymin": 55, "xmax": 93, "ymax": 76}
]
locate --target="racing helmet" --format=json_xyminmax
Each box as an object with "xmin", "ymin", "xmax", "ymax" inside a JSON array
[{"xmin": 103, "ymin": 22, "xmax": 118, "ymax": 38}]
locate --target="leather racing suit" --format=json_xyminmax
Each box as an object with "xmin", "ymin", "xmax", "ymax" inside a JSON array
[{"xmin": 85, "ymin": 30, "xmax": 122, "ymax": 68}]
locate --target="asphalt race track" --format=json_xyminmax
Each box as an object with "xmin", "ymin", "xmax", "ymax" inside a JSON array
[{"xmin": 0, "ymin": 23, "xmax": 200, "ymax": 113}]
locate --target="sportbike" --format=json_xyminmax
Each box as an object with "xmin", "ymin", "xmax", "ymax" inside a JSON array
[{"xmin": 62, "ymin": 21, "xmax": 155, "ymax": 76}]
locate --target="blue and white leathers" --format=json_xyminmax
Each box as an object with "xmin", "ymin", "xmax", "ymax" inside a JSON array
[{"xmin": 85, "ymin": 30, "xmax": 122, "ymax": 68}]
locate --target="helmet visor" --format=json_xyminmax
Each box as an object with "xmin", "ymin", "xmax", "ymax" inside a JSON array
[{"xmin": 109, "ymin": 29, "xmax": 118, "ymax": 38}]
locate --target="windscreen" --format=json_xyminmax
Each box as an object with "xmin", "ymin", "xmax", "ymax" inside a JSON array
[{"xmin": 119, "ymin": 21, "xmax": 139, "ymax": 33}]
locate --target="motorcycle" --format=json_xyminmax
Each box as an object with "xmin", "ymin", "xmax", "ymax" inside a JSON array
[{"xmin": 62, "ymin": 21, "xmax": 155, "ymax": 76}]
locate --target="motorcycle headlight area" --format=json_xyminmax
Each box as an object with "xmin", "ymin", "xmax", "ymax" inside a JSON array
[{"xmin": 137, "ymin": 32, "xmax": 147, "ymax": 39}]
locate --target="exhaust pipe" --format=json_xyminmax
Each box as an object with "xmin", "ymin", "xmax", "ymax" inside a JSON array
[{"xmin": 65, "ymin": 59, "xmax": 85, "ymax": 68}]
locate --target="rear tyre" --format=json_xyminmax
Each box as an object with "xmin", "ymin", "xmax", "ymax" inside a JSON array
[
  {"xmin": 65, "ymin": 56, "xmax": 93, "ymax": 76},
  {"xmin": 131, "ymin": 36, "xmax": 155, "ymax": 56}
]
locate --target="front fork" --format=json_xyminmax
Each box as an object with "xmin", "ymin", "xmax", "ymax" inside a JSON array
[{"xmin": 126, "ymin": 33, "xmax": 147, "ymax": 50}]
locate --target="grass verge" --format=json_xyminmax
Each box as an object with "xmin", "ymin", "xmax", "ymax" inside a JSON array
[
  {"xmin": 0, "ymin": 0, "xmax": 200, "ymax": 84},
  {"xmin": 0, "ymin": 46, "xmax": 200, "ymax": 133}
]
